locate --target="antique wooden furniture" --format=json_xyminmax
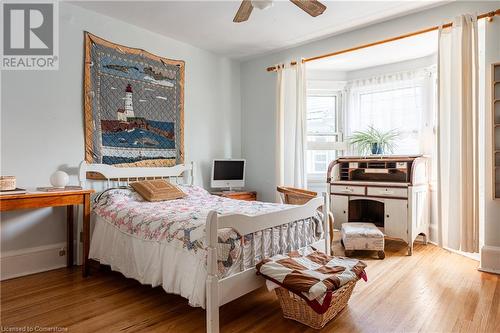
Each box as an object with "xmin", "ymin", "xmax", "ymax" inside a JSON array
[
  {"xmin": 211, "ymin": 191, "xmax": 257, "ymax": 201},
  {"xmin": 0, "ymin": 189, "xmax": 94, "ymax": 275},
  {"xmin": 79, "ymin": 160, "xmax": 329, "ymax": 333},
  {"xmin": 327, "ymin": 155, "xmax": 429, "ymax": 255},
  {"xmin": 493, "ymin": 62, "xmax": 500, "ymax": 199}
]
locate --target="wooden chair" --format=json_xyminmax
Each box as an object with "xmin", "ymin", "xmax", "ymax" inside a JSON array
[{"xmin": 277, "ymin": 186, "xmax": 334, "ymax": 255}]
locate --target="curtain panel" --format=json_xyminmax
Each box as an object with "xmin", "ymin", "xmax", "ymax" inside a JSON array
[
  {"xmin": 437, "ymin": 14, "xmax": 480, "ymax": 253},
  {"xmin": 275, "ymin": 61, "xmax": 307, "ymax": 201}
]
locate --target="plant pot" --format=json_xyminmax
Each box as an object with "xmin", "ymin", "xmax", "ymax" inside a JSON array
[{"xmin": 371, "ymin": 143, "xmax": 383, "ymax": 155}]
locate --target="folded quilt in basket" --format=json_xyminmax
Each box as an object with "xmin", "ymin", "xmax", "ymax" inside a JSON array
[{"xmin": 256, "ymin": 247, "xmax": 367, "ymax": 314}]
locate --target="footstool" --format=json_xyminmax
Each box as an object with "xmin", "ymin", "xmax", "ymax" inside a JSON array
[{"xmin": 341, "ymin": 223, "xmax": 385, "ymax": 259}]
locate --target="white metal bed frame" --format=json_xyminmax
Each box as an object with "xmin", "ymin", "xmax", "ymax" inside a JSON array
[{"xmin": 78, "ymin": 161, "xmax": 330, "ymax": 333}]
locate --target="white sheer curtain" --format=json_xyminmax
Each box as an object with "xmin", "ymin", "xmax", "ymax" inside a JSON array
[
  {"xmin": 345, "ymin": 68, "xmax": 436, "ymax": 156},
  {"xmin": 275, "ymin": 61, "xmax": 307, "ymax": 201},
  {"xmin": 437, "ymin": 14, "xmax": 480, "ymax": 253}
]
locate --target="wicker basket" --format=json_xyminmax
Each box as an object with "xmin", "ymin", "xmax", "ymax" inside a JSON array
[
  {"xmin": 275, "ymin": 280, "xmax": 356, "ymax": 329},
  {"xmin": 0, "ymin": 176, "xmax": 16, "ymax": 191}
]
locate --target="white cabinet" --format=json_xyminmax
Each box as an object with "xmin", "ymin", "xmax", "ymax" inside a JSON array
[
  {"xmin": 384, "ymin": 199, "xmax": 408, "ymax": 241},
  {"xmin": 331, "ymin": 195, "xmax": 348, "ymax": 229}
]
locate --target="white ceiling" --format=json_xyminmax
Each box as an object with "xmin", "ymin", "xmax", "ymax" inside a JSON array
[
  {"xmin": 307, "ymin": 29, "xmax": 438, "ymax": 71},
  {"xmin": 71, "ymin": 0, "xmax": 445, "ymax": 59}
]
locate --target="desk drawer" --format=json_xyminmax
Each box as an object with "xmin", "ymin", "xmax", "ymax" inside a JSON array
[
  {"xmin": 367, "ymin": 186, "xmax": 407, "ymax": 198},
  {"xmin": 330, "ymin": 185, "xmax": 365, "ymax": 195}
]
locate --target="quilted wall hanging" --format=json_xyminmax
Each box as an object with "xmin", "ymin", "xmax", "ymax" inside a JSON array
[{"xmin": 83, "ymin": 32, "xmax": 185, "ymax": 167}]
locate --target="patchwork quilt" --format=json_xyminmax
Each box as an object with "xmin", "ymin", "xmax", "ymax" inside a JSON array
[
  {"xmin": 256, "ymin": 247, "xmax": 367, "ymax": 313},
  {"xmin": 93, "ymin": 185, "xmax": 322, "ymax": 277}
]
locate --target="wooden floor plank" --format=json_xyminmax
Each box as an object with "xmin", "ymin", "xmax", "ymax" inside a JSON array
[{"xmin": 1, "ymin": 234, "xmax": 498, "ymax": 333}]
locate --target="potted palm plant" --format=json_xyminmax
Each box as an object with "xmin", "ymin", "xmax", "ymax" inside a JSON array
[{"xmin": 349, "ymin": 126, "xmax": 399, "ymax": 155}]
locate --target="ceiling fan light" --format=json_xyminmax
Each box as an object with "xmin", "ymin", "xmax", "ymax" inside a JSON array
[{"xmin": 251, "ymin": 0, "xmax": 273, "ymax": 10}]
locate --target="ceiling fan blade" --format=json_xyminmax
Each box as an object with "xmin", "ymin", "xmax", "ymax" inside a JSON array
[
  {"xmin": 290, "ymin": 0, "xmax": 326, "ymax": 17},
  {"xmin": 233, "ymin": 0, "xmax": 254, "ymax": 23}
]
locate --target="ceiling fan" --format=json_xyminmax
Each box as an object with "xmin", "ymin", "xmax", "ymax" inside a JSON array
[{"xmin": 233, "ymin": 0, "xmax": 327, "ymax": 23}]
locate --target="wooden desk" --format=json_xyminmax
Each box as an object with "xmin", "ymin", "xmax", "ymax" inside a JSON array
[
  {"xmin": 211, "ymin": 191, "xmax": 257, "ymax": 201},
  {"xmin": 0, "ymin": 189, "xmax": 94, "ymax": 277}
]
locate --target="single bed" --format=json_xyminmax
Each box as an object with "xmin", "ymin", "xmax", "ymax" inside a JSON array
[{"xmin": 79, "ymin": 161, "xmax": 330, "ymax": 333}]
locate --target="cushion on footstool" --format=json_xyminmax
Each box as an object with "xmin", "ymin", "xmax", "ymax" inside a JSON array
[{"xmin": 341, "ymin": 223, "xmax": 384, "ymax": 251}]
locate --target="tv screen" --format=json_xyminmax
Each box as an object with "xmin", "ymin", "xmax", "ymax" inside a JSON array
[{"xmin": 213, "ymin": 160, "xmax": 245, "ymax": 180}]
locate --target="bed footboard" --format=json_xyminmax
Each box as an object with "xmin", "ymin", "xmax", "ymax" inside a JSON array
[{"xmin": 205, "ymin": 193, "xmax": 329, "ymax": 333}]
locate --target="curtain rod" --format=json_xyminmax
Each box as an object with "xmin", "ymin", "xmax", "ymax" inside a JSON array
[{"xmin": 266, "ymin": 9, "xmax": 500, "ymax": 72}]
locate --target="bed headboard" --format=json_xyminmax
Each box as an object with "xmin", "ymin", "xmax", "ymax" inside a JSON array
[{"xmin": 78, "ymin": 160, "xmax": 194, "ymax": 188}]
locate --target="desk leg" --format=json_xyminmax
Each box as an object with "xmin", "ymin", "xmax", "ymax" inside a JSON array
[
  {"xmin": 67, "ymin": 205, "xmax": 74, "ymax": 267},
  {"xmin": 83, "ymin": 194, "xmax": 91, "ymax": 277}
]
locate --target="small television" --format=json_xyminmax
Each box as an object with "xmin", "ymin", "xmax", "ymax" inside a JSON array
[{"xmin": 211, "ymin": 159, "xmax": 246, "ymax": 190}]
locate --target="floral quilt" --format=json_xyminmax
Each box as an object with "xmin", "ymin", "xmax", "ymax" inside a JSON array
[{"xmin": 93, "ymin": 185, "xmax": 322, "ymax": 276}]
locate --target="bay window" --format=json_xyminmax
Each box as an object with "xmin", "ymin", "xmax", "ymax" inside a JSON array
[{"xmin": 306, "ymin": 66, "xmax": 437, "ymax": 182}]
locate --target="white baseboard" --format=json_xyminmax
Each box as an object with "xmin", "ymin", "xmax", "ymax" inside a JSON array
[
  {"xmin": 0, "ymin": 242, "xmax": 68, "ymax": 281},
  {"xmin": 426, "ymin": 240, "xmax": 481, "ymax": 261},
  {"xmin": 478, "ymin": 267, "xmax": 500, "ymax": 274},
  {"xmin": 479, "ymin": 245, "xmax": 500, "ymax": 275}
]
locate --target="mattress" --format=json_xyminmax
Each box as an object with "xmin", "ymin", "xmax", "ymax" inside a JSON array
[{"xmin": 89, "ymin": 185, "xmax": 322, "ymax": 308}]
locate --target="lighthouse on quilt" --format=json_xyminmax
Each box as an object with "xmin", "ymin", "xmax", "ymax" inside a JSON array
[{"xmin": 117, "ymin": 84, "xmax": 135, "ymax": 121}]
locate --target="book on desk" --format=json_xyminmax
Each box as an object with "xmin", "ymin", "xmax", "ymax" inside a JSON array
[{"xmin": 0, "ymin": 188, "xmax": 26, "ymax": 196}]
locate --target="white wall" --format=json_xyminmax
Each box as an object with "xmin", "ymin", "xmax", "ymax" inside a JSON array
[
  {"xmin": 0, "ymin": 2, "xmax": 241, "ymax": 278},
  {"xmin": 307, "ymin": 69, "xmax": 347, "ymax": 81},
  {"xmin": 241, "ymin": 1, "xmax": 499, "ymax": 203},
  {"xmin": 480, "ymin": 17, "xmax": 500, "ymax": 274}
]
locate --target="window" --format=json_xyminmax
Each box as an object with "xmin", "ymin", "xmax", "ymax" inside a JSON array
[
  {"xmin": 305, "ymin": 68, "xmax": 435, "ymax": 180},
  {"xmin": 306, "ymin": 93, "xmax": 342, "ymax": 179},
  {"xmin": 345, "ymin": 67, "xmax": 437, "ymax": 156},
  {"xmin": 348, "ymin": 84, "xmax": 424, "ymax": 155}
]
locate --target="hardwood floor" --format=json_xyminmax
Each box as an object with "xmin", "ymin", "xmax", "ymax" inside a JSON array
[{"xmin": 1, "ymin": 236, "xmax": 499, "ymax": 333}]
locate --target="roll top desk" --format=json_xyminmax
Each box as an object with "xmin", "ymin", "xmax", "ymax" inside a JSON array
[{"xmin": 327, "ymin": 155, "xmax": 429, "ymax": 255}]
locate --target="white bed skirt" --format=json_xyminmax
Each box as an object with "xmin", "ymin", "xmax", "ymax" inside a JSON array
[
  {"xmin": 90, "ymin": 215, "xmax": 209, "ymax": 308},
  {"xmin": 89, "ymin": 214, "xmax": 321, "ymax": 308}
]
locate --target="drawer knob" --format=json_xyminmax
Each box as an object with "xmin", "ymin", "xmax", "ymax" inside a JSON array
[{"xmin": 386, "ymin": 214, "xmax": 390, "ymax": 218}]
